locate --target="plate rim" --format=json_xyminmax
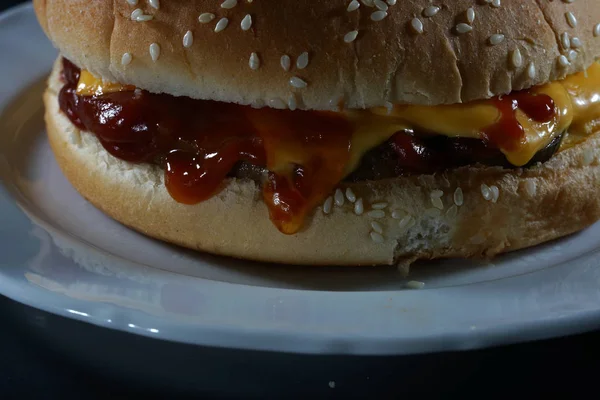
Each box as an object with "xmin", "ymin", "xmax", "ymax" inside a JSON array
[{"xmin": 2, "ymin": 3, "xmax": 600, "ymax": 355}]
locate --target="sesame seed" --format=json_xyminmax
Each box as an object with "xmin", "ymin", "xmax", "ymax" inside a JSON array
[
  {"xmin": 490, "ymin": 0, "xmax": 501, "ymax": 8},
  {"xmin": 345, "ymin": 188, "xmax": 357, "ymax": 203},
  {"xmin": 370, "ymin": 231, "xmax": 385, "ymax": 244},
  {"xmin": 289, "ymin": 76, "xmax": 308, "ymax": 89},
  {"xmin": 480, "ymin": 184, "xmax": 492, "ymax": 201},
  {"xmin": 391, "ymin": 210, "xmax": 405, "ymax": 219},
  {"xmin": 183, "ymin": 31, "xmax": 194, "ymax": 48},
  {"xmin": 334, "ymin": 188, "xmax": 345, "ymax": 207},
  {"xmin": 511, "ymin": 48, "xmax": 523, "ymax": 68},
  {"xmin": 527, "ymin": 62, "xmax": 536, "ymax": 79},
  {"xmin": 571, "ymin": 37, "xmax": 582, "ymax": 48},
  {"xmin": 135, "ymin": 14, "xmax": 153, "ymax": 22},
  {"xmin": 148, "ymin": 0, "xmax": 159, "ymax": 9},
  {"xmin": 386, "ymin": 0, "xmax": 396, "ymax": 5},
  {"xmin": 398, "ymin": 215, "xmax": 413, "ymax": 230},
  {"xmin": 525, "ymin": 180, "xmax": 537, "ymax": 197},
  {"xmin": 488, "ymin": 33, "xmax": 505, "ymax": 45},
  {"xmin": 280, "ymin": 54, "xmax": 291, "ymax": 71},
  {"xmin": 371, "ymin": 202, "xmax": 388, "ymax": 210},
  {"xmin": 241, "ymin": 14, "xmax": 252, "ymax": 31},
  {"xmin": 361, "ymin": 0, "xmax": 375, "ymax": 6},
  {"xmin": 561, "ymin": 32, "xmax": 570, "ymax": 49},
  {"xmin": 131, "ymin": 8, "xmax": 143, "ymax": 19},
  {"xmin": 199, "ymin": 13, "xmax": 215, "ymax": 23},
  {"xmin": 344, "ymin": 30, "xmax": 359, "ymax": 43},
  {"xmin": 371, "ymin": 221, "xmax": 383, "ymax": 234},
  {"xmin": 431, "ymin": 197, "xmax": 444, "ymax": 210},
  {"xmin": 430, "ymin": 189, "xmax": 443, "ymax": 198},
  {"xmin": 249, "ymin": 52, "xmax": 260, "ymax": 70},
  {"xmin": 121, "ymin": 52, "xmax": 132, "ymax": 66},
  {"xmin": 446, "ymin": 204, "xmax": 458, "ymax": 218},
  {"xmin": 367, "ymin": 210, "xmax": 385, "ymax": 218},
  {"xmin": 411, "ymin": 18, "xmax": 424, "ymax": 34},
  {"xmin": 565, "ymin": 12, "xmax": 577, "ymax": 28},
  {"xmin": 422, "ymin": 6, "xmax": 440, "ymax": 18},
  {"xmin": 149, "ymin": 42, "xmax": 160, "ymax": 61},
  {"xmin": 268, "ymin": 98, "xmax": 286, "ymax": 109},
  {"xmin": 297, "ymin": 52, "xmax": 309, "ymax": 69},
  {"xmin": 288, "ymin": 93, "xmax": 298, "ymax": 111},
  {"xmin": 453, "ymin": 187, "xmax": 464, "ymax": 206},
  {"xmin": 490, "ymin": 185, "xmax": 500, "ymax": 203},
  {"xmin": 595, "ymin": 24, "xmax": 600, "ymax": 37},
  {"xmin": 558, "ymin": 54, "xmax": 570, "ymax": 67},
  {"xmin": 374, "ymin": 0, "xmax": 388, "ymax": 11},
  {"xmin": 583, "ymin": 148, "xmax": 595, "ymax": 165},
  {"xmin": 221, "ymin": 0, "xmax": 237, "ymax": 9},
  {"xmin": 370, "ymin": 11, "xmax": 387, "ymax": 21},
  {"xmin": 455, "ymin": 23, "xmax": 473, "ymax": 34},
  {"xmin": 406, "ymin": 280, "xmax": 425, "ymax": 289},
  {"xmin": 323, "ymin": 196, "xmax": 333, "ymax": 214},
  {"xmin": 126, "ymin": 0, "xmax": 138, "ymax": 5},
  {"xmin": 347, "ymin": 0, "xmax": 360, "ymax": 12},
  {"xmin": 466, "ymin": 8, "xmax": 475, "ymax": 24},
  {"xmin": 215, "ymin": 18, "xmax": 229, "ymax": 32},
  {"xmin": 354, "ymin": 198, "xmax": 364, "ymax": 215},
  {"xmin": 568, "ymin": 49, "xmax": 578, "ymax": 62},
  {"xmin": 425, "ymin": 208, "xmax": 441, "ymax": 217}
]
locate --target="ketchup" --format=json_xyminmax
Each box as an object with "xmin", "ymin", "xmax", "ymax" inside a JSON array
[
  {"xmin": 58, "ymin": 59, "xmax": 558, "ymax": 233},
  {"xmin": 385, "ymin": 92, "xmax": 557, "ymax": 173},
  {"xmin": 484, "ymin": 92, "xmax": 556, "ymax": 151},
  {"xmin": 58, "ymin": 59, "xmax": 351, "ymax": 234}
]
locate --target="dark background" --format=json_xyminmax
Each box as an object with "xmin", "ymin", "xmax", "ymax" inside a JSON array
[{"xmin": 2, "ymin": 1, "xmax": 600, "ymax": 398}]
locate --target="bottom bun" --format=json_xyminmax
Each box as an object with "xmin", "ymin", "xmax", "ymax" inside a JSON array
[{"xmin": 43, "ymin": 58, "xmax": 600, "ymax": 266}]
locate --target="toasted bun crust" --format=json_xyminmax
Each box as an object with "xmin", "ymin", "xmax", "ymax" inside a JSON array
[
  {"xmin": 34, "ymin": 0, "xmax": 600, "ymax": 110},
  {"xmin": 44, "ymin": 58, "xmax": 600, "ymax": 266}
]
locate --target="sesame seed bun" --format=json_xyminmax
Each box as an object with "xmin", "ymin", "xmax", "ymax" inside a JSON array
[
  {"xmin": 34, "ymin": 0, "xmax": 600, "ymax": 110},
  {"xmin": 44, "ymin": 58, "xmax": 600, "ymax": 266}
]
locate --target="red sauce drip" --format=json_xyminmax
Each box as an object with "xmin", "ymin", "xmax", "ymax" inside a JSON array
[
  {"xmin": 58, "ymin": 59, "xmax": 560, "ymax": 233},
  {"xmin": 250, "ymin": 107, "xmax": 351, "ymax": 233},
  {"xmin": 58, "ymin": 59, "xmax": 351, "ymax": 234},
  {"xmin": 484, "ymin": 92, "xmax": 556, "ymax": 151}
]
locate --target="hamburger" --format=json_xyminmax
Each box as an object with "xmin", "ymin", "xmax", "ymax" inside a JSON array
[{"xmin": 34, "ymin": 0, "xmax": 600, "ymax": 266}]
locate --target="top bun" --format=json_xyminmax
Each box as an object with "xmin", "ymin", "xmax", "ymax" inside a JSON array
[{"xmin": 35, "ymin": 0, "xmax": 600, "ymax": 110}]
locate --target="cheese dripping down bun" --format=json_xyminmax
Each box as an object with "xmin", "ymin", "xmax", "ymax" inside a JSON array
[
  {"xmin": 44, "ymin": 60, "xmax": 600, "ymax": 266},
  {"xmin": 35, "ymin": 0, "xmax": 600, "ymax": 266}
]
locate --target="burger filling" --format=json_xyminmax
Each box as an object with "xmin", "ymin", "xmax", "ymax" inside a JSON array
[{"xmin": 58, "ymin": 58, "xmax": 600, "ymax": 234}]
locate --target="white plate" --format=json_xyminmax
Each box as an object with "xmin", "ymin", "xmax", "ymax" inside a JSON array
[{"xmin": 2, "ymin": 4, "xmax": 600, "ymax": 355}]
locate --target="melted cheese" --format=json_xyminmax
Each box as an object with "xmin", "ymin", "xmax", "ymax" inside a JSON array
[
  {"xmin": 76, "ymin": 63, "xmax": 600, "ymax": 170},
  {"xmin": 76, "ymin": 70, "xmax": 133, "ymax": 96},
  {"xmin": 358, "ymin": 63, "xmax": 600, "ymax": 167}
]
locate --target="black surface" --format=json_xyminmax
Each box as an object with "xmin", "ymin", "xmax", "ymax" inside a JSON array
[
  {"xmin": 3, "ymin": 294, "xmax": 600, "ymax": 398},
  {"xmin": 3, "ymin": 1, "xmax": 600, "ymax": 398}
]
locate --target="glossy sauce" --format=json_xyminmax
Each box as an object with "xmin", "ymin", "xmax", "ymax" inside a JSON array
[
  {"xmin": 388, "ymin": 131, "xmax": 513, "ymax": 175},
  {"xmin": 59, "ymin": 59, "xmax": 351, "ymax": 234},
  {"xmin": 484, "ymin": 92, "xmax": 556, "ymax": 151},
  {"xmin": 58, "ymin": 59, "xmax": 566, "ymax": 234}
]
